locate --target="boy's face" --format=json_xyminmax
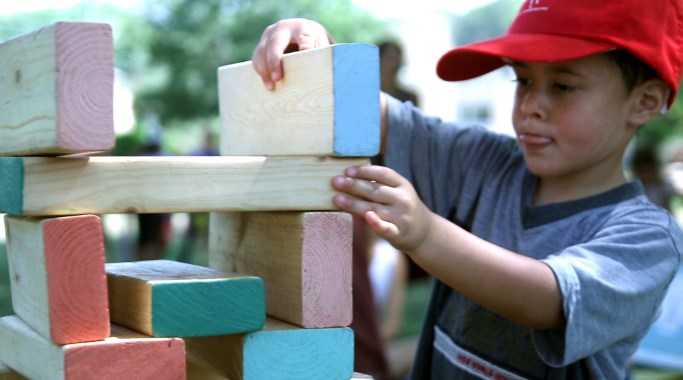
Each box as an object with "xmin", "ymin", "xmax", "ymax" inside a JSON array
[{"xmin": 511, "ymin": 54, "xmax": 638, "ymax": 189}]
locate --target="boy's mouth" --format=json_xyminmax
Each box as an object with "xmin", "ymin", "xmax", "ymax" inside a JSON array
[{"xmin": 518, "ymin": 133, "xmax": 553, "ymax": 150}]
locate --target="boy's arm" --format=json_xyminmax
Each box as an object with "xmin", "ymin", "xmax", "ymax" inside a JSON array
[
  {"xmin": 252, "ymin": 18, "xmax": 389, "ymax": 155},
  {"xmin": 333, "ymin": 165, "xmax": 566, "ymax": 330}
]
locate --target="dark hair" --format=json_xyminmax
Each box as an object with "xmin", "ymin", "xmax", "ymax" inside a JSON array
[{"xmin": 604, "ymin": 50, "xmax": 659, "ymax": 93}]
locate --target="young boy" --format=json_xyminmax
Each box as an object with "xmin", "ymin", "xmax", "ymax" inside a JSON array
[{"xmin": 252, "ymin": 0, "xmax": 683, "ymax": 378}]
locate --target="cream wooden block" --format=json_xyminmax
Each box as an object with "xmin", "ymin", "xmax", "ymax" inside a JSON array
[
  {"xmin": 185, "ymin": 318, "xmax": 354, "ymax": 380},
  {"xmin": 0, "ymin": 363, "xmax": 26, "ymax": 380},
  {"xmin": 186, "ymin": 360, "xmax": 227, "ymax": 380},
  {"xmin": 0, "ymin": 22, "xmax": 114, "ymax": 156},
  {"xmin": 0, "ymin": 317, "xmax": 186, "ymax": 380},
  {"xmin": 4, "ymin": 215, "xmax": 109, "ymax": 345},
  {"xmin": 219, "ymin": 44, "xmax": 379, "ymax": 157},
  {"xmin": 209, "ymin": 211, "xmax": 352, "ymax": 328},
  {"xmin": 0, "ymin": 155, "xmax": 368, "ymax": 216}
]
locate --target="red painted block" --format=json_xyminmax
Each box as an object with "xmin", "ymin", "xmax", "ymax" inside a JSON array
[
  {"xmin": 5, "ymin": 215, "xmax": 110, "ymax": 344},
  {"xmin": 0, "ymin": 317, "xmax": 185, "ymax": 380}
]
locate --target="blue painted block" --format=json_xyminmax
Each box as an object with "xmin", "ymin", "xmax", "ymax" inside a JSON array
[
  {"xmin": 0, "ymin": 157, "xmax": 24, "ymax": 215},
  {"xmin": 333, "ymin": 43, "xmax": 380, "ymax": 157},
  {"xmin": 186, "ymin": 320, "xmax": 354, "ymax": 380},
  {"xmin": 219, "ymin": 43, "xmax": 380, "ymax": 157},
  {"xmin": 242, "ymin": 325, "xmax": 354, "ymax": 380}
]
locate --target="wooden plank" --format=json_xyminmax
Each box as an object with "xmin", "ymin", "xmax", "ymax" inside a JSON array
[
  {"xmin": 4, "ymin": 215, "xmax": 109, "ymax": 345},
  {"xmin": 0, "ymin": 22, "xmax": 114, "ymax": 156},
  {"xmin": 185, "ymin": 318, "xmax": 354, "ymax": 380},
  {"xmin": 0, "ymin": 316, "xmax": 186, "ymax": 380},
  {"xmin": 0, "ymin": 156, "xmax": 368, "ymax": 216},
  {"xmin": 106, "ymin": 259, "xmax": 265, "ymax": 337},
  {"xmin": 208, "ymin": 211, "xmax": 352, "ymax": 328},
  {"xmin": 219, "ymin": 43, "xmax": 379, "ymax": 157}
]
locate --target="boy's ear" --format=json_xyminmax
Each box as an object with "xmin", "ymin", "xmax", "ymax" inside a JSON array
[{"xmin": 629, "ymin": 79, "xmax": 670, "ymax": 126}]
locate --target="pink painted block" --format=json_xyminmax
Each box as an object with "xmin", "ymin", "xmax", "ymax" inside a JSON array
[
  {"xmin": 65, "ymin": 335, "xmax": 186, "ymax": 380},
  {"xmin": 55, "ymin": 22, "xmax": 114, "ymax": 151},
  {"xmin": 0, "ymin": 316, "xmax": 185, "ymax": 380},
  {"xmin": 43, "ymin": 215, "xmax": 110, "ymax": 344},
  {"xmin": 301, "ymin": 213, "xmax": 353, "ymax": 328},
  {"xmin": 6, "ymin": 214, "xmax": 110, "ymax": 345}
]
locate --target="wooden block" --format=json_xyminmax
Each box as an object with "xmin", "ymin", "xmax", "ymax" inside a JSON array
[
  {"xmin": 0, "ymin": 363, "xmax": 26, "ymax": 380},
  {"xmin": 208, "ymin": 211, "xmax": 352, "ymax": 328},
  {"xmin": 4, "ymin": 215, "xmax": 109, "ymax": 345},
  {"xmin": 351, "ymin": 373, "xmax": 374, "ymax": 380},
  {"xmin": 0, "ymin": 22, "xmax": 114, "ymax": 156},
  {"xmin": 0, "ymin": 316, "xmax": 186, "ymax": 380},
  {"xmin": 106, "ymin": 259, "xmax": 265, "ymax": 337},
  {"xmin": 185, "ymin": 318, "xmax": 354, "ymax": 380},
  {"xmin": 219, "ymin": 43, "xmax": 379, "ymax": 157},
  {"xmin": 186, "ymin": 360, "xmax": 227, "ymax": 380},
  {"xmin": 0, "ymin": 155, "xmax": 368, "ymax": 216}
]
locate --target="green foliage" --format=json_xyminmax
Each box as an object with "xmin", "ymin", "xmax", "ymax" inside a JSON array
[
  {"xmin": 453, "ymin": 0, "xmax": 522, "ymax": 46},
  {"xmin": 636, "ymin": 88, "xmax": 683, "ymax": 148},
  {"xmin": 118, "ymin": 0, "xmax": 389, "ymax": 125},
  {"xmin": 0, "ymin": 4, "xmax": 132, "ymax": 42}
]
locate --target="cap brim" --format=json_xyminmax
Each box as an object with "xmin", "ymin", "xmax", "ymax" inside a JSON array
[{"xmin": 437, "ymin": 33, "xmax": 616, "ymax": 81}]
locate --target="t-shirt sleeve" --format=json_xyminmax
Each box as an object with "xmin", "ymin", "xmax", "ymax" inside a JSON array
[{"xmin": 534, "ymin": 209, "xmax": 683, "ymax": 366}]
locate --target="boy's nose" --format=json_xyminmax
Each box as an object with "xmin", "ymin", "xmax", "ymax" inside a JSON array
[{"xmin": 518, "ymin": 86, "xmax": 547, "ymax": 119}]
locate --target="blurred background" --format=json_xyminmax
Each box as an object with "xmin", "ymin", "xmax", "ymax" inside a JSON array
[{"xmin": 0, "ymin": 1, "xmax": 682, "ymax": 379}]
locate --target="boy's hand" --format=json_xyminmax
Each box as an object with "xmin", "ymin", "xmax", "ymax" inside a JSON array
[
  {"xmin": 252, "ymin": 18, "xmax": 333, "ymax": 91},
  {"xmin": 332, "ymin": 165, "xmax": 432, "ymax": 253}
]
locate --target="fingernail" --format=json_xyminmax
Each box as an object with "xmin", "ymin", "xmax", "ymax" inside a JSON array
[
  {"xmin": 346, "ymin": 167, "xmax": 357, "ymax": 176},
  {"xmin": 334, "ymin": 194, "xmax": 348, "ymax": 206},
  {"xmin": 264, "ymin": 81, "xmax": 274, "ymax": 91},
  {"xmin": 332, "ymin": 176, "xmax": 345, "ymax": 187}
]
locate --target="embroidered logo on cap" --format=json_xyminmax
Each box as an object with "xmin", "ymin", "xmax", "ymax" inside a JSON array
[{"xmin": 521, "ymin": 0, "xmax": 549, "ymax": 14}]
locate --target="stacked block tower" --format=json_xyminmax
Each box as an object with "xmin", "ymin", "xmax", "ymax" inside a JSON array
[{"xmin": 0, "ymin": 21, "xmax": 380, "ymax": 380}]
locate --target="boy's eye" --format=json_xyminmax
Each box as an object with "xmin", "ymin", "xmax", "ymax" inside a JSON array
[
  {"xmin": 554, "ymin": 83, "xmax": 576, "ymax": 92},
  {"xmin": 512, "ymin": 77, "xmax": 530, "ymax": 86}
]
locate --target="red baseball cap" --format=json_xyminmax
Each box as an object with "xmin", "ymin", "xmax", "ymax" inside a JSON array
[{"xmin": 437, "ymin": 0, "xmax": 683, "ymax": 105}]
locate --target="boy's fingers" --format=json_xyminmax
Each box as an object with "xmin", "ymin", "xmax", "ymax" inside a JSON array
[
  {"xmin": 332, "ymin": 176, "xmax": 393, "ymax": 204},
  {"xmin": 346, "ymin": 165, "xmax": 403, "ymax": 188},
  {"xmin": 365, "ymin": 211, "xmax": 400, "ymax": 240},
  {"xmin": 333, "ymin": 194, "xmax": 399, "ymax": 227},
  {"xmin": 251, "ymin": 47, "xmax": 275, "ymax": 91}
]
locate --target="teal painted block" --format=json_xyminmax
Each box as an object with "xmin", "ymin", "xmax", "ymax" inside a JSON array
[
  {"xmin": 152, "ymin": 276, "xmax": 265, "ymax": 337},
  {"xmin": 333, "ymin": 43, "xmax": 380, "ymax": 157},
  {"xmin": 107, "ymin": 260, "xmax": 265, "ymax": 338},
  {"xmin": 243, "ymin": 325, "xmax": 354, "ymax": 380},
  {"xmin": 0, "ymin": 157, "xmax": 23, "ymax": 215}
]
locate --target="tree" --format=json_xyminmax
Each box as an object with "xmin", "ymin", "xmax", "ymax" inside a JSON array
[
  {"xmin": 453, "ymin": 0, "xmax": 521, "ymax": 46},
  {"xmin": 117, "ymin": 0, "xmax": 388, "ymax": 125}
]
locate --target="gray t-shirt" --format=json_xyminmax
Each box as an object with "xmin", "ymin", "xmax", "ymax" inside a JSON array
[{"xmin": 383, "ymin": 97, "xmax": 683, "ymax": 379}]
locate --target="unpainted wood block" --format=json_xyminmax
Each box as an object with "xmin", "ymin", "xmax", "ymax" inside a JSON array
[
  {"xmin": 0, "ymin": 316, "xmax": 186, "ymax": 380},
  {"xmin": 185, "ymin": 318, "xmax": 354, "ymax": 380},
  {"xmin": 0, "ymin": 363, "xmax": 26, "ymax": 380},
  {"xmin": 186, "ymin": 360, "xmax": 227, "ymax": 380},
  {"xmin": 219, "ymin": 43, "xmax": 379, "ymax": 157},
  {"xmin": 0, "ymin": 155, "xmax": 368, "ymax": 216},
  {"xmin": 4, "ymin": 215, "xmax": 109, "ymax": 345},
  {"xmin": 106, "ymin": 260, "xmax": 265, "ymax": 337},
  {"xmin": 0, "ymin": 22, "xmax": 114, "ymax": 156},
  {"xmin": 209, "ymin": 211, "xmax": 352, "ymax": 328}
]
